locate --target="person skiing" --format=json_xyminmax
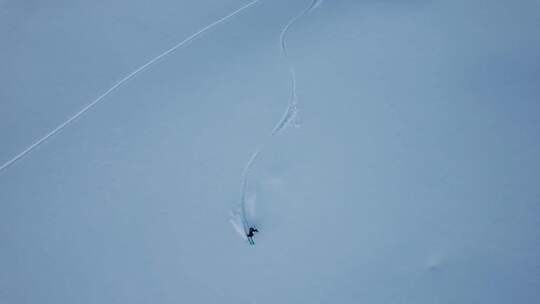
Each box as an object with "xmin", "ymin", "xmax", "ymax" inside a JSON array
[{"xmin": 246, "ymin": 227, "xmax": 259, "ymax": 245}]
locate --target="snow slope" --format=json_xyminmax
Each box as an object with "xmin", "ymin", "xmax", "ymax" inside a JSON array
[{"xmin": 1, "ymin": 0, "xmax": 539, "ymax": 303}]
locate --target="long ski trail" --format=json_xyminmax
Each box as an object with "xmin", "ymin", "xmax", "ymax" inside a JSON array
[
  {"xmin": 0, "ymin": 0, "xmax": 260, "ymax": 174},
  {"xmin": 232, "ymin": 0, "xmax": 322, "ymax": 245}
]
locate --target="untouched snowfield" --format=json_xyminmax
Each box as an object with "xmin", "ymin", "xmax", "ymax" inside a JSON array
[{"xmin": 1, "ymin": 0, "xmax": 539, "ymax": 303}]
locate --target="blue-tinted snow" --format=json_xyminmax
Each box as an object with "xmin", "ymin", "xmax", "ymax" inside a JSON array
[{"xmin": 1, "ymin": 0, "xmax": 539, "ymax": 303}]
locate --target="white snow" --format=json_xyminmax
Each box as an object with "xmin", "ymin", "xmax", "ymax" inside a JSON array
[{"xmin": 1, "ymin": 0, "xmax": 539, "ymax": 303}]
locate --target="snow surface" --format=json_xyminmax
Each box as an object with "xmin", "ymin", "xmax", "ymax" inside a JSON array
[{"xmin": 1, "ymin": 0, "xmax": 540, "ymax": 303}]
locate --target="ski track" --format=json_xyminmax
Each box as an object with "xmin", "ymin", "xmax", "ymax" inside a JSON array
[
  {"xmin": 240, "ymin": 147, "xmax": 261, "ymax": 231},
  {"xmin": 229, "ymin": 146, "xmax": 260, "ymax": 242},
  {"xmin": 271, "ymin": 0, "xmax": 321, "ymax": 135},
  {"xmin": 233, "ymin": 0, "xmax": 322, "ymax": 242},
  {"xmin": 229, "ymin": 217, "xmax": 248, "ymax": 241},
  {"xmin": 0, "ymin": 0, "xmax": 260, "ymax": 174},
  {"xmin": 271, "ymin": 67, "xmax": 298, "ymax": 135},
  {"xmin": 279, "ymin": 0, "xmax": 322, "ymax": 61}
]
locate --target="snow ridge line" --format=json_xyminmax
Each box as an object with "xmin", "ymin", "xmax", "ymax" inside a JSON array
[
  {"xmin": 271, "ymin": 0, "xmax": 321, "ymax": 135},
  {"xmin": 0, "ymin": 0, "xmax": 260, "ymax": 174}
]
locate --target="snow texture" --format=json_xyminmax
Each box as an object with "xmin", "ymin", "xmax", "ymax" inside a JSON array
[{"xmin": 1, "ymin": 0, "xmax": 540, "ymax": 303}]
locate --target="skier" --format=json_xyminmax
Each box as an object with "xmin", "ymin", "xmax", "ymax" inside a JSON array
[{"xmin": 246, "ymin": 227, "xmax": 259, "ymax": 245}]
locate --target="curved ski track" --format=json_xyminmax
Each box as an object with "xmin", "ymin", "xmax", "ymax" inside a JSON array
[{"xmin": 234, "ymin": 0, "xmax": 322, "ymax": 239}]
